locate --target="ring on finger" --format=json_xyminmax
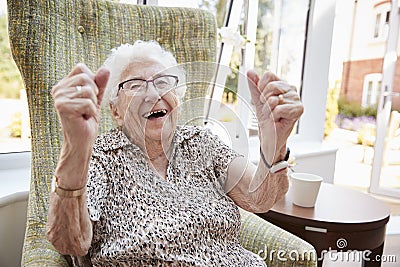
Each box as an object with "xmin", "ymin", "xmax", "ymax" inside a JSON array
[
  {"xmin": 278, "ymin": 94, "xmax": 285, "ymax": 105},
  {"xmin": 75, "ymin": 85, "xmax": 85, "ymax": 98}
]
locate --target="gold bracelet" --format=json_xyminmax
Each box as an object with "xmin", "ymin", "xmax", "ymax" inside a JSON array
[{"xmin": 52, "ymin": 176, "xmax": 86, "ymax": 198}]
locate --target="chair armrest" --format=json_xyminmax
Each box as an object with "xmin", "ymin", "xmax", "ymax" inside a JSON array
[{"xmin": 239, "ymin": 208, "xmax": 317, "ymax": 267}]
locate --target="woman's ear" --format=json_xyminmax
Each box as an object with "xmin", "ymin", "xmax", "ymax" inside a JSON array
[{"xmin": 110, "ymin": 102, "xmax": 124, "ymax": 126}]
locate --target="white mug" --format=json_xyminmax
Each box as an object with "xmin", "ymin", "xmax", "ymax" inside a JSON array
[{"xmin": 290, "ymin": 172, "xmax": 323, "ymax": 208}]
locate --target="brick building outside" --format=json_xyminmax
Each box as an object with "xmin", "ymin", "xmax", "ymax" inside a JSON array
[
  {"xmin": 341, "ymin": 58, "xmax": 400, "ymax": 110},
  {"xmin": 337, "ymin": 0, "xmax": 400, "ymax": 111}
]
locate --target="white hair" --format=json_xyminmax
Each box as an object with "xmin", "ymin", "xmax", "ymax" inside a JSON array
[{"xmin": 103, "ymin": 40, "xmax": 186, "ymax": 105}]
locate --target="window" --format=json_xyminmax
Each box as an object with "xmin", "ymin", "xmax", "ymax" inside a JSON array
[
  {"xmin": 255, "ymin": 0, "xmax": 309, "ymax": 88},
  {"xmin": 373, "ymin": 3, "xmax": 390, "ymax": 41},
  {"xmin": 362, "ymin": 73, "xmax": 382, "ymax": 107},
  {"xmin": 385, "ymin": 11, "xmax": 390, "ymax": 24},
  {"xmin": 247, "ymin": 0, "xmax": 309, "ymax": 134},
  {"xmin": 374, "ymin": 13, "xmax": 381, "ymax": 38},
  {"xmin": 0, "ymin": 3, "xmax": 31, "ymax": 199},
  {"xmin": 0, "ymin": 7, "xmax": 30, "ymax": 154}
]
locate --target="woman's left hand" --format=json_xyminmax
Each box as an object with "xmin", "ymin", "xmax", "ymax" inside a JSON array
[{"xmin": 247, "ymin": 70, "xmax": 304, "ymax": 165}]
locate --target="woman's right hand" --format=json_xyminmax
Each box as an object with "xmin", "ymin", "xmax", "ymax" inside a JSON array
[
  {"xmin": 51, "ymin": 63, "xmax": 110, "ymax": 189},
  {"xmin": 52, "ymin": 63, "xmax": 109, "ymax": 145}
]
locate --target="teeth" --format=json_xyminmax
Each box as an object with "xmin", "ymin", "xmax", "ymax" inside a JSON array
[{"xmin": 144, "ymin": 109, "xmax": 167, "ymax": 118}]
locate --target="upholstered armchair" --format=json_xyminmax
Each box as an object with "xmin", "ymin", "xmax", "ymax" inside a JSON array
[{"xmin": 7, "ymin": 0, "xmax": 316, "ymax": 266}]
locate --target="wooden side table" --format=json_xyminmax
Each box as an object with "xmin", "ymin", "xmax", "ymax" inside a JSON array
[{"xmin": 258, "ymin": 183, "xmax": 390, "ymax": 267}]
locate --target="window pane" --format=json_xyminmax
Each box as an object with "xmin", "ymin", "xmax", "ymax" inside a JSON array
[
  {"xmin": 374, "ymin": 13, "xmax": 381, "ymax": 38},
  {"xmin": 367, "ymin": 81, "xmax": 373, "ymax": 105},
  {"xmin": 385, "ymin": 11, "xmax": 390, "ymax": 24},
  {"xmin": 255, "ymin": 0, "xmax": 309, "ymax": 89},
  {"xmin": 0, "ymin": 10, "xmax": 30, "ymax": 153},
  {"xmin": 376, "ymin": 80, "xmax": 382, "ymax": 104}
]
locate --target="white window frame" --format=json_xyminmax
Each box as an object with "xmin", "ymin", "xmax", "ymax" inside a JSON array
[
  {"xmin": 284, "ymin": 0, "xmax": 337, "ymax": 184},
  {"xmin": 362, "ymin": 73, "xmax": 382, "ymax": 107},
  {"xmin": 292, "ymin": 0, "xmax": 336, "ymax": 143},
  {"xmin": 372, "ymin": 3, "xmax": 391, "ymax": 41}
]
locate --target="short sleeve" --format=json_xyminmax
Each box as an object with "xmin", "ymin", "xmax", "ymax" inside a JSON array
[
  {"xmin": 86, "ymin": 155, "xmax": 109, "ymax": 222},
  {"xmin": 202, "ymin": 129, "xmax": 242, "ymax": 188}
]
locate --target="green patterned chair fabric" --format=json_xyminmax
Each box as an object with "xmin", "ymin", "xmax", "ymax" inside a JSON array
[
  {"xmin": 239, "ymin": 209, "xmax": 317, "ymax": 266},
  {"xmin": 7, "ymin": 0, "xmax": 316, "ymax": 266}
]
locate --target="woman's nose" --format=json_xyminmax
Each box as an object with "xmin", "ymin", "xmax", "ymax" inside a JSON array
[{"xmin": 144, "ymin": 83, "xmax": 161, "ymax": 103}]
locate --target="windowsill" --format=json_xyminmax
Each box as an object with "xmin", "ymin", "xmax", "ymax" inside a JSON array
[
  {"xmin": 0, "ymin": 152, "xmax": 31, "ymax": 199},
  {"xmin": 369, "ymin": 37, "xmax": 387, "ymax": 44},
  {"xmin": 248, "ymin": 135, "xmax": 338, "ymax": 183},
  {"xmin": 287, "ymin": 135, "xmax": 338, "ymax": 158},
  {"xmin": 248, "ymin": 135, "xmax": 338, "ymax": 161}
]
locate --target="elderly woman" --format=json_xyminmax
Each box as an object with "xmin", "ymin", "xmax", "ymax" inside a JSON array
[{"xmin": 46, "ymin": 41, "xmax": 303, "ymax": 266}]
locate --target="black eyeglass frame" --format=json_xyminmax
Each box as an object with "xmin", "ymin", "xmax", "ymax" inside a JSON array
[{"xmin": 117, "ymin": 75, "xmax": 179, "ymax": 96}]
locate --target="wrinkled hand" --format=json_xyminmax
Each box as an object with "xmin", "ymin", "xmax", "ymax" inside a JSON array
[
  {"xmin": 52, "ymin": 63, "xmax": 110, "ymax": 148},
  {"xmin": 51, "ymin": 63, "xmax": 109, "ymax": 189},
  {"xmin": 247, "ymin": 70, "xmax": 303, "ymax": 164}
]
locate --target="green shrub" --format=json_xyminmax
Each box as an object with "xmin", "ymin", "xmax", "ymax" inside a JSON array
[
  {"xmin": 363, "ymin": 105, "xmax": 378, "ymax": 117},
  {"xmin": 337, "ymin": 97, "xmax": 377, "ymax": 118}
]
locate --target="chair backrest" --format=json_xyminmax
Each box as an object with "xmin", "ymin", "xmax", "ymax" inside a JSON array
[{"xmin": 7, "ymin": 0, "xmax": 217, "ymax": 265}]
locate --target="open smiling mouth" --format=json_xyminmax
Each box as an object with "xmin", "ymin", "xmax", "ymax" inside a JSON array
[{"xmin": 143, "ymin": 109, "xmax": 168, "ymax": 120}]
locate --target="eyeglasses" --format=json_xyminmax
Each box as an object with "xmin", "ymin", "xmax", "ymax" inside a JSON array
[{"xmin": 117, "ymin": 75, "xmax": 179, "ymax": 96}]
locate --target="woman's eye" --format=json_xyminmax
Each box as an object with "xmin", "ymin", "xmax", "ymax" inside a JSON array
[
  {"xmin": 129, "ymin": 83, "xmax": 143, "ymax": 90},
  {"xmin": 155, "ymin": 80, "xmax": 169, "ymax": 87}
]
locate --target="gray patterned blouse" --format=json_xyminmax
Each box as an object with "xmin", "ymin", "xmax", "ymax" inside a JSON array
[{"xmin": 84, "ymin": 125, "xmax": 266, "ymax": 266}]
